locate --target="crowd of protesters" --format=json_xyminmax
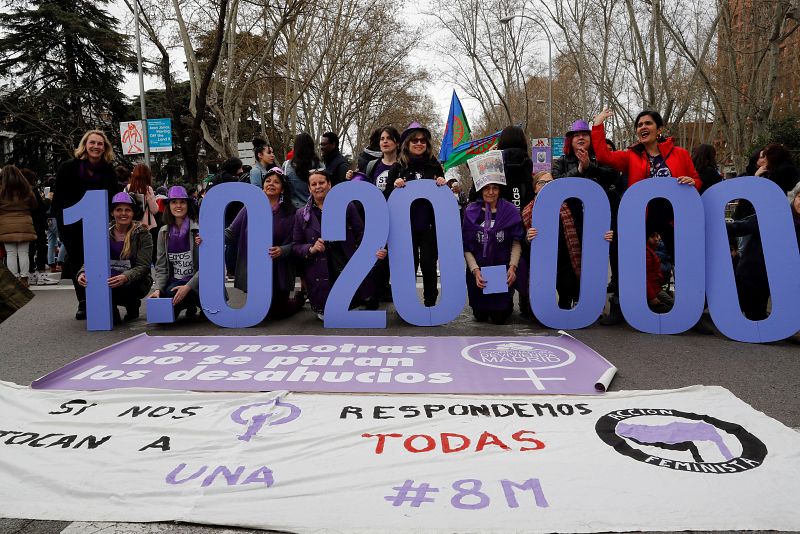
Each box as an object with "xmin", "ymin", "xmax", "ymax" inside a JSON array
[{"xmin": 1, "ymin": 113, "xmax": 798, "ymax": 334}]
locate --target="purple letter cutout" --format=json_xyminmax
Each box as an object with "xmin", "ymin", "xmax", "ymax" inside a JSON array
[
  {"xmin": 199, "ymin": 182, "xmax": 272, "ymax": 327},
  {"xmin": 702, "ymin": 177, "xmax": 800, "ymax": 342}
]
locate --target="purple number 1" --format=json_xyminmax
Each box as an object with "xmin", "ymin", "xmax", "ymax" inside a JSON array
[{"xmin": 63, "ymin": 190, "xmax": 112, "ymax": 331}]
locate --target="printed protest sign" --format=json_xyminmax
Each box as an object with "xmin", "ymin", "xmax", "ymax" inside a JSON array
[
  {"xmin": 532, "ymin": 137, "xmax": 551, "ymax": 173},
  {"xmin": 119, "ymin": 121, "xmax": 145, "ymax": 155},
  {"xmin": 0, "ymin": 383, "xmax": 797, "ymax": 532},
  {"xmin": 31, "ymin": 334, "xmax": 617, "ymax": 395},
  {"xmin": 467, "ymin": 150, "xmax": 506, "ymax": 192},
  {"xmin": 147, "ymin": 118, "xmax": 172, "ymax": 152}
]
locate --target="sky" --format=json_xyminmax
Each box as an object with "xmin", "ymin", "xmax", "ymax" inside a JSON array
[{"xmin": 114, "ymin": 1, "xmax": 481, "ymax": 131}]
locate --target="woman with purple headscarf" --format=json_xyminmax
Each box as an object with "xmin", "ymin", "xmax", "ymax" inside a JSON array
[{"xmin": 462, "ymin": 164, "xmax": 526, "ymax": 324}]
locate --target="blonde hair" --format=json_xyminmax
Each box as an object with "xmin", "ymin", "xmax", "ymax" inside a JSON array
[
  {"xmin": 118, "ymin": 221, "xmax": 142, "ymax": 260},
  {"xmin": 532, "ymin": 171, "xmax": 553, "ymax": 186},
  {"xmin": 74, "ymin": 130, "xmax": 115, "ymax": 163}
]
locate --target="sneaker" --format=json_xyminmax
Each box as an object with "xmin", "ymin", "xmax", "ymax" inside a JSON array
[
  {"xmin": 37, "ymin": 272, "xmax": 58, "ymax": 285},
  {"xmin": 75, "ymin": 301, "xmax": 87, "ymax": 320},
  {"xmin": 316, "ymin": 313, "xmax": 325, "ymax": 321},
  {"xmin": 27, "ymin": 272, "xmax": 39, "ymax": 286}
]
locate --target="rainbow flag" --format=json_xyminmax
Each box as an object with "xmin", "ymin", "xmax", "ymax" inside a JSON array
[
  {"xmin": 443, "ymin": 129, "xmax": 502, "ymax": 171},
  {"xmin": 439, "ymin": 90, "xmax": 472, "ymax": 163}
]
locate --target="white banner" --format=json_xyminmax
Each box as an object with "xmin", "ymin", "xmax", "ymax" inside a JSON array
[{"xmin": 0, "ymin": 381, "xmax": 798, "ymax": 532}]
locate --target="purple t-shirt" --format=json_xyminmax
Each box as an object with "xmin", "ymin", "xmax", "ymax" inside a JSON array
[{"xmin": 109, "ymin": 239, "xmax": 130, "ymax": 275}]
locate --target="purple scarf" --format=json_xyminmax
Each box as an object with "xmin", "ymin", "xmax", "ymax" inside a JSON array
[{"xmin": 169, "ymin": 218, "xmax": 190, "ymax": 243}]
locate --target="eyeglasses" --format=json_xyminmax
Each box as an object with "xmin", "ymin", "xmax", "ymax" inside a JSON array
[{"xmin": 409, "ymin": 138, "xmax": 427, "ymax": 145}]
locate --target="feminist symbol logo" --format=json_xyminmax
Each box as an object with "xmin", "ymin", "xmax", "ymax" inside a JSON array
[
  {"xmin": 230, "ymin": 397, "xmax": 301, "ymax": 442},
  {"xmin": 460, "ymin": 341, "xmax": 576, "ymax": 390}
]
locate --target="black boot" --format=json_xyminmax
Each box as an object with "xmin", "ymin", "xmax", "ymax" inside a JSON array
[
  {"xmin": 124, "ymin": 300, "xmax": 141, "ymax": 321},
  {"xmin": 75, "ymin": 301, "xmax": 87, "ymax": 320},
  {"xmin": 600, "ymin": 298, "xmax": 623, "ymax": 326}
]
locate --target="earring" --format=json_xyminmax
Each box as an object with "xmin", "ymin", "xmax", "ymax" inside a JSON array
[{"xmin": 279, "ymin": 193, "xmax": 284, "ymax": 204}]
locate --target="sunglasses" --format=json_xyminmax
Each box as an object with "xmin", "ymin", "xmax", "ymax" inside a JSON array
[
  {"xmin": 266, "ymin": 166, "xmax": 284, "ymax": 176},
  {"xmin": 409, "ymin": 138, "xmax": 427, "ymax": 145}
]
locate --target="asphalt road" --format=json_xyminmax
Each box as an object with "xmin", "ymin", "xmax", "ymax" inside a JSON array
[{"xmin": 1, "ymin": 280, "xmax": 798, "ymax": 533}]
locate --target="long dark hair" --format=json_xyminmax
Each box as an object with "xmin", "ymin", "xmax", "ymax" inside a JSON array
[
  {"xmin": 691, "ymin": 144, "xmax": 717, "ymax": 171},
  {"xmin": 497, "ymin": 125, "xmax": 528, "ymax": 151},
  {"xmin": 162, "ymin": 198, "xmax": 199, "ymax": 228},
  {"xmin": 380, "ymin": 126, "xmax": 401, "ymax": 156},
  {"xmin": 399, "ymin": 129, "xmax": 434, "ymax": 167},
  {"xmin": 253, "ymin": 135, "xmax": 271, "ymax": 161},
  {"xmin": 762, "ymin": 143, "xmax": 793, "ymax": 170},
  {"xmin": 0, "ymin": 165, "xmax": 36, "ymax": 206},
  {"xmin": 290, "ymin": 132, "xmax": 320, "ymax": 183},
  {"xmin": 264, "ymin": 169, "xmax": 296, "ymax": 215}
]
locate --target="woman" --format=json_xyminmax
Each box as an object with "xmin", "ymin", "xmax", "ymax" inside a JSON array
[
  {"xmin": 150, "ymin": 186, "xmax": 201, "ymax": 319},
  {"xmin": 125, "ymin": 164, "xmax": 160, "ymax": 262},
  {"xmin": 349, "ymin": 126, "xmax": 400, "ymax": 193},
  {"xmin": 692, "ymin": 143, "xmax": 722, "ymax": 194},
  {"xmin": 523, "ymin": 172, "xmax": 614, "ymax": 310},
  {"xmin": 521, "ymin": 171, "xmax": 581, "ymax": 309},
  {"xmin": 592, "ymin": 109, "xmax": 700, "ymax": 268},
  {"xmin": 292, "ymin": 169, "xmax": 382, "ymax": 320},
  {"xmin": 52, "ymin": 129, "xmax": 119, "ymax": 319},
  {"xmin": 383, "ymin": 122, "xmax": 450, "ymax": 307},
  {"xmin": 284, "ymin": 133, "xmax": 321, "ymax": 208},
  {"xmin": 227, "ymin": 167, "xmax": 302, "ymax": 320},
  {"xmin": 77, "ymin": 192, "xmax": 152, "ymax": 325},
  {"xmin": 0, "ymin": 165, "xmax": 37, "ymax": 288},
  {"xmin": 753, "ymin": 143, "xmax": 799, "ymax": 193},
  {"xmin": 462, "ymin": 174, "xmax": 526, "ymax": 324},
  {"xmin": 552, "ymin": 120, "xmax": 621, "ymax": 320},
  {"xmin": 249, "ymin": 136, "xmax": 277, "ymax": 188}
]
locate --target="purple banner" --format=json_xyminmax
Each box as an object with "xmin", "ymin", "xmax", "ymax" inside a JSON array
[{"xmin": 31, "ymin": 334, "xmax": 617, "ymax": 395}]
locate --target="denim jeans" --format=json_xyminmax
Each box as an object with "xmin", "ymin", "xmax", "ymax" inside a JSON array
[{"xmin": 46, "ymin": 218, "xmax": 65, "ymax": 265}]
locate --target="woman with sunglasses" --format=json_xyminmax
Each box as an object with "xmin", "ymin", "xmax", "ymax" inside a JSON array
[
  {"xmin": 293, "ymin": 169, "xmax": 384, "ymax": 320},
  {"xmin": 383, "ymin": 121, "xmax": 452, "ymax": 307},
  {"xmin": 227, "ymin": 166, "xmax": 302, "ymax": 319}
]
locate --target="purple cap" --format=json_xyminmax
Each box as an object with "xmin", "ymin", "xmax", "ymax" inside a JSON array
[
  {"xmin": 400, "ymin": 121, "xmax": 432, "ymax": 145},
  {"xmin": 110, "ymin": 192, "xmax": 134, "ymax": 205},
  {"xmin": 566, "ymin": 120, "xmax": 592, "ymax": 136},
  {"xmin": 350, "ymin": 171, "xmax": 368, "ymax": 182},
  {"xmin": 167, "ymin": 185, "xmax": 189, "ymax": 200}
]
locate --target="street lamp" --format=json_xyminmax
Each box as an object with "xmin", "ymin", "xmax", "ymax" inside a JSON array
[
  {"xmin": 133, "ymin": 0, "xmax": 150, "ymax": 165},
  {"xmin": 500, "ymin": 14, "xmax": 553, "ymax": 140}
]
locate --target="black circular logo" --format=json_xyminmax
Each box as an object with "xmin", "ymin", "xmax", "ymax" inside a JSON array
[{"xmin": 596, "ymin": 408, "xmax": 767, "ymax": 474}]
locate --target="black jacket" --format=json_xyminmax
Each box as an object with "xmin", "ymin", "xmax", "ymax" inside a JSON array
[{"xmin": 324, "ymin": 149, "xmax": 350, "ymax": 185}]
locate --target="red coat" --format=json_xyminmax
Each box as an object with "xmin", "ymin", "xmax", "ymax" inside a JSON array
[
  {"xmin": 591, "ymin": 124, "xmax": 701, "ymax": 190},
  {"xmin": 646, "ymin": 244, "xmax": 664, "ymax": 301}
]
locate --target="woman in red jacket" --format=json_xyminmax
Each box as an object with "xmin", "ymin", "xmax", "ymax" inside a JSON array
[{"xmin": 591, "ymin": 109, "xmax": 700, "ymax": 266}]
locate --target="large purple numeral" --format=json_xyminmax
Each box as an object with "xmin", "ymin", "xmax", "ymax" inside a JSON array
[
  {"xmin": 63, "ymin": 190, "xmax": 112, "ymax": 331},
  {"xmin": 617, "ymin": 178, "xmax": 705, "ymax": 334},
  {"xmin": 529, "ymin": 178, "xmax": 610, "ymax": 329},
  {"xmin": 702, "ymin": 177, "xmax": 800, "ymax": 342},
  {"xmin": 199, "ymin": 182, "xmax": 272, "ymax": 327},
  {"xmin": 322, "ymin": 181, "xmax": 389, "ymax": 328},
  {"xmin": 387, "ymin": 180, "xmax": 466, "ymax": 326}
]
